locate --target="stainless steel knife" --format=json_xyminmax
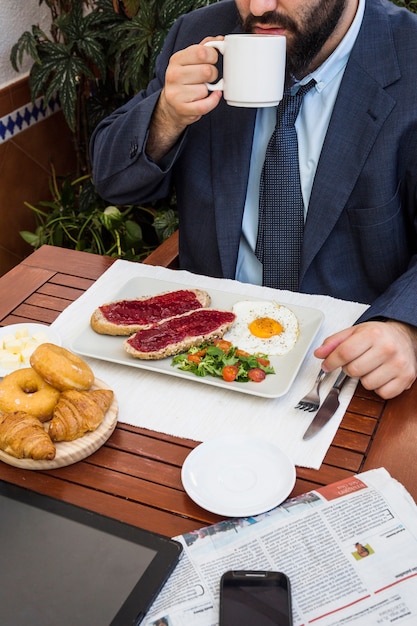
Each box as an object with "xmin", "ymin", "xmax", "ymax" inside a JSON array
[{"xmin": 302, "ymin": 371, "xmax": 349, "ymax": 440}]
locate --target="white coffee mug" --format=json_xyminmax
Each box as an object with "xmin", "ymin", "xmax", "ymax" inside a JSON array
[{"xmin": 204, "ymin": 34, "xmax": 286, "ymax": 108}]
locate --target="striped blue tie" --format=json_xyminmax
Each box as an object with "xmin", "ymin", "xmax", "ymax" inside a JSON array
[{"xmin": 256, "ymin": 79, "xmax": 316, "ymax": 290}]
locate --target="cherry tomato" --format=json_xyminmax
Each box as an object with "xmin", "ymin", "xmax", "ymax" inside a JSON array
[
  {"xmin": 213, "ymin": 339, "xmax": 232, "ymax": 352},
  {"xmin": 236, "ymin": 349, "xmax": 250, "ymax": 357},
  {"xmin": 248, "ymin": 368, "xmax": 266, "ymax": 382},
  {"xmin": 222, "ymin": 365, "xmax": 239, "ymax": 382},
  {"xmin": 187, "ymin": 354, "xmax": 201, "ymax": 364},
  {"xmin": 194, "ymin": 348, "xmax": 208, "ymax": 357},
  {"xmin": 256, "ymin": 357, "xmax": 270, "ymax": 367}
]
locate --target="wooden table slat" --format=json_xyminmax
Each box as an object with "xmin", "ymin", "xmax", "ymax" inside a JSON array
[
  {"xmin": 321, "ymin": 447, "xmax": 365, "ymax": 472},
  {"xmin": 107, "ymin": 428, "xmax": 195, "ymax": 465},
  {"xmin": 341, "ymin": 412, "xmax": 378, "ymax": 436},
  {"xmin": 0, "ymin": 265, "xmax": 55, "ymax": 320},
  {"xmin": 295, "ymin": 464, "xmax": 357, "ymax": 488},
  {"xmin": 4, "ymin": 304, "xmax": 59, "ymax": 325},
  {"xmin": 37, "ymin": 282, "xmax": 87, "ymax": 301},
  {"xmin": 0, "ymin": 464, "xmax": 201, "ymax": 536},
  {"xmin": 49, "ymin": 274, "xmax": 96, "ymax": 290},
  {"xmin": 118, "ymin": 423, "xmax": 199, "ymax": 448},
  {"xmin": 345, "ymin": 394, "xmax": 385, "ymax": 418},
  {"xmin": 46, "ymin": 462, "xmax": 208, "ymax": 521},
  {"xmin": 25, "ymin": 293, "xmax": 73, "ymax": 312},
  {"xmin": 23, "ymin": 245, "xmax": 114, "ymax": 278},
  {"xmin": 331, "ymin": 428, "xmax": 371, "ymax": 453},
  {"xmin": 88, "ymin": 446, "xmax": 182, "ymax": 489}
]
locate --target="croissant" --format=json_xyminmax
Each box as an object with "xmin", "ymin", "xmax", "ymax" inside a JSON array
[
  {"xmin": 0, "ymin": 411, "xmax": 56, "ymax": 460},
  {"xmin": 48, "ymin": 388, "xmax": 114, "ymax": 442}
]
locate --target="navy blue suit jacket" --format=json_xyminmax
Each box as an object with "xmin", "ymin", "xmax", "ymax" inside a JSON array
[{"xmin": 91, "ymin": 0, "xmax": 417, "ymax": 326}]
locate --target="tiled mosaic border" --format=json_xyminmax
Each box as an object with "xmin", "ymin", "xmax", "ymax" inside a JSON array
[{"xmin": 0, "ymin": 94, "xmax": 61, "ymax": 144}]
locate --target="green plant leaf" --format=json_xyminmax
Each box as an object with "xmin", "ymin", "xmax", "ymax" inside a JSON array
[
  {"xmin": 153, "ymin": 209, "xmax": 179, "ymax": 242},
  {"xmin": 48, "ymin": 55, "xmax": 93, "ymax": 130},
  {"xmin": 57, "ymin": 6, "xmax": 110, "ymax": 77},
  {"xmin": 10, "ymin": 30, "xmax": 42, "ymax": 71},
  {"xmin": 159, "ymin": 0, "xmax": 190, "ymax": 25},
  {"xmin": 101, "ymin": 205, "xmax": 123, "ymax": 230},
  {"xmin": 20, "ymin": 230, "xmax": 41, "ymax": 247},
  {"xmin": 125, "ymin": 219, "xmax": 143, "ymax": 245},
  {"xmin": 78, "ymin": 179, "xmax": 103, "ymax": 214}
]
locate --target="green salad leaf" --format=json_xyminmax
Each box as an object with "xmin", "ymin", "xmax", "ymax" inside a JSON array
[{"xmin": 171, "ymin": 340, "xmax": 275, "ymax": 383}]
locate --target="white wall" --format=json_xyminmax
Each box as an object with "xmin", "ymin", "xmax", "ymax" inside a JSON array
[{"xmin": 0, "ymin": 3, "xmax": 51, "ymax": 87}]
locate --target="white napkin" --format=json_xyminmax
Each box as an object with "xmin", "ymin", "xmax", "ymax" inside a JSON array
[{"xmin": 51, "ymin": 260, "xmax": 368, "ymax": 469}]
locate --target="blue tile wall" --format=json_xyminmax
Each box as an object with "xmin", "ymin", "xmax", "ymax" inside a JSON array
[{"xmin": 0, "ymin": 94, "xmax": 61, "ymax": 143}]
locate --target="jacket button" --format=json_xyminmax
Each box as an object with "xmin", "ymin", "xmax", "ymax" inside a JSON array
[{"xmin": 129, "ymin": 139, "xmax": 138, "ymax": 159}]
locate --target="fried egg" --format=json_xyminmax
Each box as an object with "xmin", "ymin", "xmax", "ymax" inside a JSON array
[{"xmin": 224, "ymin": 301, "xmax": 299, "ymax": 355}]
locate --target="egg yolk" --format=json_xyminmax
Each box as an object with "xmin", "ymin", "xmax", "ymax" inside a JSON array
[{"xmin": 248, "ymin": 317, "xmax": 283, "ymax": 338}]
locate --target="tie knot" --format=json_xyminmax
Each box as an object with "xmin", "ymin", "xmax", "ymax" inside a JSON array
[
  {"xmin": 278, "ymin": 78, "xmax": 316, "ymax": 126},
  {"xmin": 295, "ymin": 78, "xmax": 316, "ymax": 99}
]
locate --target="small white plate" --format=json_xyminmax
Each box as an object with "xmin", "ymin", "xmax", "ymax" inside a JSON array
[
  {"xmin": 0, "ymin": 323, "xmax": 61, "ymax": 377},
  {"xmin": 181, "ymin": 436, "xmax": 296, "ymax": 517}
]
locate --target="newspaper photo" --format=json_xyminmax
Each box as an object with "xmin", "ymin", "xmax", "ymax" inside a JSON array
[{"xmin": 143, "ymin": 467, "xmax": 417, "ymax": 626}]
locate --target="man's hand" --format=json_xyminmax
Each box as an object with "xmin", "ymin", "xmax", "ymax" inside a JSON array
[
  {"xmin": 314, "ymin": 320, "xmax": 417, "ymax": 399},
  {"xmin": 163, "ymin": 36, "xmax": 224, "ymax": 124},
  {"xmin": 146, "ymin": 37, "xmax": 223, "ymax": 162}
]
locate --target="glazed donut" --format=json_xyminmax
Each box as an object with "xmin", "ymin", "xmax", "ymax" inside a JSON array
[
  {"xmin": 0, "ymin": 368, "xmax": 60, "ymax": 422},
  {"xmin": 30, "ymin": 343, "xmax": 94, "ymax": 392}
]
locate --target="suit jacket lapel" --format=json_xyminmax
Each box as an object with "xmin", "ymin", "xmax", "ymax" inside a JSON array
[
  {"xmin": 300, "ymin": 2, "xmax": 400, "ymax": 282},
  {"xmin": 211, "ymin": 102, "xmax": 256, "ymax": 278},
  {"xmin": 209, "ymin": 19, "xmax": 257, "ymax": 278}
]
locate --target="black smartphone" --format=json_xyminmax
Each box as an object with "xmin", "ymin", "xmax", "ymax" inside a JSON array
[{"xmin": 219, "ymin": 570, "xmax": 292, "ymax": 626}]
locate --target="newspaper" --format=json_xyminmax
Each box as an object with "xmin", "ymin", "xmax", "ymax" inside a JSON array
[{"xmin": 144, "ymin": 468, "xmax": 417, "ymax": 626}]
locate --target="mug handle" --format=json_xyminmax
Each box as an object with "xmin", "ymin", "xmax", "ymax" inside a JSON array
[{"xmin": 204, "ymin": 40, "xmax": 225, "ymax": 91}]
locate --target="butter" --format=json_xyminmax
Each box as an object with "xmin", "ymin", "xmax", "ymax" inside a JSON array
[
  {"xmin": 15, "ymin": 327, "xmax": 29, "ymax": 339},
  {"xmin": 32, "ymin": 331, "xmax": 48, "ymax": 343},
  {"xmin": 0, "ymin": 350, "xmax": 21, "ymax": 370},
  {"xmin": 3, "ymin": 337, "xmax": 23, "ymax": 353},
  {"xmin": 0, "ymin": 327, "xmax": 49, "ymax": 370}
]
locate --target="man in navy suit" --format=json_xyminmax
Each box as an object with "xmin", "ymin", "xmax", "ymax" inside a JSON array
[{"xmin": 90, "ymin": 0, "xmax": 417, "ymax": 399}]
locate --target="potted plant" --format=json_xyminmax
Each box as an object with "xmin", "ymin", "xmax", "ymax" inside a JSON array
[{"xmin": 10, "ymin": 0, "xmax": 220, "ymax": 261}]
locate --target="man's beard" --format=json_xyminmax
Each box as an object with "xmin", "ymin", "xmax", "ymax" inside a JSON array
[{"xmin": 241, "ymin": 0, "xmax": 347, "ymax": 77}]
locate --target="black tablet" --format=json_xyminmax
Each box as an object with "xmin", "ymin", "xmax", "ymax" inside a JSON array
[{"xmin": 0, "ymin": 481, "xmax": 182, "ymax": 626}]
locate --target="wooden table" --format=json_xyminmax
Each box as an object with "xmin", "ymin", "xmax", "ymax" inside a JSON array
[{"xmin": 0, "ymin": 245, "xmax": 416, "ymax": 538}]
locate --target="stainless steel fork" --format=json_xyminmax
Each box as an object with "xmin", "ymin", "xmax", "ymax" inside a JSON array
[{"xmin": 295, "ymin": 369, "xmax": 326, "ymax": 412}]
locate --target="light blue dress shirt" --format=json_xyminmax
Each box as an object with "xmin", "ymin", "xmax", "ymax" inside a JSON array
[{"xmin": 235, "ymin": 0, "xmax": 365, "ymax": 285}]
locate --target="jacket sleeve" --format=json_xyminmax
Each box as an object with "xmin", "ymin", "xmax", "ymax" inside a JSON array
[
  {"xmin": 356, "ymin": 256, "xmax": 417, "ymax": 327},
  {"xmin": 89, "ymin": 17, "xmax": 187, "ymax": 206}
]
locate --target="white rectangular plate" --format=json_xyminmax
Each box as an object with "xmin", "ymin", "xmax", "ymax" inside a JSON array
[{"xmin": 71, "ymin": 277, "xmax": 324, "ymax": 399}]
